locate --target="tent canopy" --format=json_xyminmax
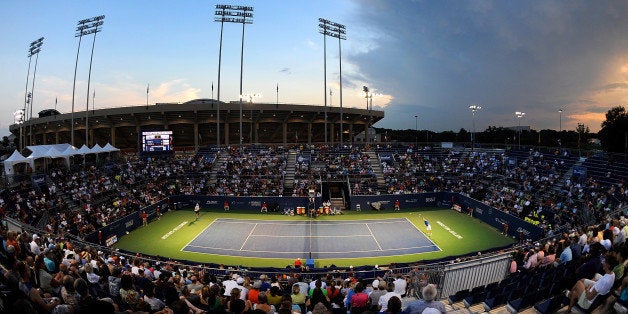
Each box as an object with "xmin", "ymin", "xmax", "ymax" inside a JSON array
[{"xmin": 3, "ymin": 150, "xmax": 30, "ymax": 175}]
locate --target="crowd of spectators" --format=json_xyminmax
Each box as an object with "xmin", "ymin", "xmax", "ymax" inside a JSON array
[
  {"xmin": 214, "ymin": 147, "xmax": 286, "ymax": 197},
  {"xmin": 0, "ymin": 228, "xmax": 450, "ymax": 314},
  {"xmin": 1, "ymin": 143, "xmax": 628, "ymax": 312}
]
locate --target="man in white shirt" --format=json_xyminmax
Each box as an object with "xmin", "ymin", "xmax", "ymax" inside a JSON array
[
  {"xmin": 30, "ymin": 234, "xmax": 41, "ymax": 256},
  {"xmin": 378, "ymin": 282, "xmax": 401, "ymax": 313},
  {"xmin": 223, "ymin": 274, "xmax": 240, "ymax": 296},
  {"xmin": 566, "ymin": 253, "xmax": 618, "ymax": 312},
  {"xmin": 393, "ymin": 274, "xmax": 407, "ymax": 297}
]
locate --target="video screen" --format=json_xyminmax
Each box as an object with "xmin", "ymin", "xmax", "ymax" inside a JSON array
[{"xmin": 142, "ymin": 131, "xmax": 173, "ymax": 152}]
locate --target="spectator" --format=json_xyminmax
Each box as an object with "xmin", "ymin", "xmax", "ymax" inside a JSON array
[
  {"xmin": 566, "ymin": 253, "xmax": 619, "ymax": 312},
  {"xmin": 402, "ymin": 284, "xmax": 445, "ymax": 314}
]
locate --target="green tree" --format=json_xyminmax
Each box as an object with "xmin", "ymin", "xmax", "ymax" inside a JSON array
[{"xmin": 598, "ymin": 106, "xmax": 628, "ymax": 153}]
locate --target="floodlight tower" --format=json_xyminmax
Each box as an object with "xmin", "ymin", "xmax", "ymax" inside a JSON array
[
  {"xmin": 318, "ymin": 18, "xmax": 346, "ymax": 146},
  {"xmin": 241, "ymin": 93, "xmax": 261, "ymax": 145},
  {"xmin": 71, "ymin": 16, "xmax": 104, "ymax": 148},
  {"xmin": 515, "ymin": 111, "xmax": 526, "ymax": 147},
  {"xmin": 362, "ymin": 86, "xmax": 373, "ymax": 144},
  {"xmin": 22, "ymin": 37, "xmax": 43, "ymax": 150},
  {"xmin": 215, "ymin": 4, "xmax": 253, "ymax": 145},
  {"xmin": 84, "ymin": 16, "xmax": 105, "ymax": 148},
  {"xmin": 557, "ymin": 108, "xmax": 564, "ymax": 147},
  {"xmin": 469, "ymin": 105, "xmax": 482, "ymax": 150}
]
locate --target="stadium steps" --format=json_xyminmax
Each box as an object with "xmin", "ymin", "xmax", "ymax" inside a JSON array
[
  {"xmin": 364, "ymin": 150, "xmax": 386, "ymax": 193},
  {"xmin": 284, "ymin": 150, "xmax": 297, "ymax": 191},
  {"xmin": 208, "ymin": 150, "xmax": 226, "ymax": 185}
]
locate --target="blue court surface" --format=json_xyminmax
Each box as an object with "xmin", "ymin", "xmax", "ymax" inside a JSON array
[{"xmin": 182, "ymin": 218, "xmax": 440, "ymax": 259}]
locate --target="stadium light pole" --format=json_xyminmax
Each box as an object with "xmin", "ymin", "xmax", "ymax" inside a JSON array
[
  {"xmin": 215, "ymin": 5, "xmax": 253, "ymax": 146},
  {"xmin": 363, "ymin": 86, "xmax": 371, "ymax": 144},
  {"xmin": 319, "ymin": 18, "xmax": 346, "ymax": 146},
  {"xmin": 71, "ymin": 16, "xmax": 104, "ymax": 148},
  {"xmin": 415, "ymin": 115, "xmax": 418, "ymax": 148},
  {"xmin": 22, "ymin": 37, "xmax": 43, "ymax": 151},
  {"xmin": 241, "ymin": 93, "xmax": 261, "ymax": 145},
  {"xmin": 558, "ymin": 108, "xmax": 563, "ymax": 147},
  {"xmin": 84, "ymin": 16, "xmax": 105, "ymax": 148},
  {"xmin": 29, "ymin": 39, "xmax": 44, "ymax": 146},
  {"xmin": 515, "ymin": 111, "xmax": 526, "ymax": 147},
  {"xmin": 214, "ymin": 6, "xmax": 225, "ymax": 148},
  {"xmin": 469, "ymin": 105, "xmax": 481, "ymax": 151}
]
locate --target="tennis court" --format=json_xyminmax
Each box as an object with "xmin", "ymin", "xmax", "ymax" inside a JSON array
[{"xmin": 182, "ymin": 218, "xmax": 440, "ymax": 259}]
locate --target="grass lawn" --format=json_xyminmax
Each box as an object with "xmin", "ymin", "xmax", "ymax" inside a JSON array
[{"xmin": 114, "ymin": 207, "xmax": 514, "ymax": 268}]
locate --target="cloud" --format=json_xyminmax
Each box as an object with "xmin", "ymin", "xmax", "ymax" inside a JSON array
[
  {"xmin": 596, "ymin": 83, "xmax": 628, "ymax": 92},
  {"xmin": 342, "ymin": 0, "xmax": 628, "ymax": 132}
]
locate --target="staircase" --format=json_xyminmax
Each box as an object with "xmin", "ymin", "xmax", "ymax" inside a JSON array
[
  {"xmin": 283, "ymin": 150, "xmax": 297, "ymax": 193},
  {"xmin": 364, "ymin": 150, "xmax": 386, "ymax": 193},
  {"xmin": 330, "ymin": 197, "xmax": 345, "ymax": 211},
  {"xmin": 208, "ymin": 150, "xmax": 226, "ymax": 185}
]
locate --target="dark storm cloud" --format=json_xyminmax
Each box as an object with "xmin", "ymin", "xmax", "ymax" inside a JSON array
[{"xmin": 349, "ymin": 0, "xmax": 628, "ymax": 131}]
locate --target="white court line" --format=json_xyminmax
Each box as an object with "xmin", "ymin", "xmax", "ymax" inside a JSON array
[
  {"xmin": 365, "ymin": 223, "xmax": 383, "ymax": 251},
  {"xmin": 245, "ymin": 234, "xmax": 374, "ymax": 238},
  {"xmin": 179, "ymin": 217, "xmax": 217, "ymax": 252},
  {"xmin": 240, "ymin": 222, "xmax": 258, "ymax": 251},
  {"xmin": 404, "ymin": 217, "xmax": 442, "ymax": 252},
  {"xmin": 214, "ymin": 218, "xmax": 408, "ymax": 226},
  {"xmin": 184, "ymin": 218, "xmax": 440, "ymax": 256},
  {"xmin": 185, "ymin": 243, "xmax": 438, "ymax": 254}
]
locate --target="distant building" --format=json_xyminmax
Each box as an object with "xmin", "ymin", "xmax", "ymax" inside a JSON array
[
  {"xmin": 10, "ymin": 99, "xmax": 384, "ymax": 150},
  {"xmin": 354, "ymin": 127, "xmax": 382, "ymax": 143}
]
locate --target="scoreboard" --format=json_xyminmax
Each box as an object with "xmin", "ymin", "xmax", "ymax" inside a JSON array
[{"xmin": 142, "ymin": 131, "xmax": 173, "ymax": 152}]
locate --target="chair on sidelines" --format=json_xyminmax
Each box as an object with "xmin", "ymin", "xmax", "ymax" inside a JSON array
[
  {"xmin": 482, "ymin": 291, "xmax": 508, "ymax": 312},
  {"xmin": 448, "ymin": 289, "xmax": 469, "ymax": 308},
  {"xmin": 463, "ymin": 285, "xmax": 487, "ymax": 308},
  {"xmin": 534, "ymin": 294, "xmax": 565, "ymax": 314},
  {"xmin": 506, "ymin": 290, "xmax": 539, "ymax": 313}
]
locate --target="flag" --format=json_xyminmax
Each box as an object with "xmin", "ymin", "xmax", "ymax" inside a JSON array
[
  {"xmin": 147, "ymin": 84, "xmax": 149, "ymax": 94},
  {"xmin": 212, "ymin": 82, "xmax": 214, "ymax": 92},
  {"xmin": 276, "ymin": 83, "xmax": 278, "ymax": 92}
]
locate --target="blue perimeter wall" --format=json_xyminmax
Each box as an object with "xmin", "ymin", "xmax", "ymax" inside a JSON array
[{"xmin": 87, "ymin": 193, "xmax": 544, "ymax": 245}]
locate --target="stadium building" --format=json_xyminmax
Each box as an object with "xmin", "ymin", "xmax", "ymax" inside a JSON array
[{"xmin": 10, "ymin": 99, "xmax": 385, "ymax": 151}]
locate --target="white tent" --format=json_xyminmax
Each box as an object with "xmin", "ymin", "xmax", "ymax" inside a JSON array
[
  {"xmin": 61, "ymin": 145, "xmax": 78, "ymax": 157},
  {"xmin": 45, "ymin": 146, "xmax": 70, "ymax": 168},
  {"xmin": 102, "ymin": 143, "xmax": 120, "ymax": 152},
  {"xmin": 91, "ymin": 143, "xmax": 104, "ymax": 153},
  {"xmin": 3, "ymin": 150, "xmax": 30, "ymax": 175},
  {"xmin": 26, "ymin": 144, "xmax": 72, "ymax": 156},
  {"xmin": 76, "ymin": 144, "xmax": 92, "ymax": 155}
]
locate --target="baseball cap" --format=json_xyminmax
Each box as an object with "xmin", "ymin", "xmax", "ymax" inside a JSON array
[
  {"xmin": 372, "ymin": 280, "xmax": 380, "ymax": 288},
  {"xmin": 236, "ymin": 277, "xmax": 244, "ymax": 284}
]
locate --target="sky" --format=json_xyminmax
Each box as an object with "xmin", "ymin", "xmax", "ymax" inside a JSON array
[{"xmin": 1, "ymin": 0, "xmax": 628, "ymax": 138}]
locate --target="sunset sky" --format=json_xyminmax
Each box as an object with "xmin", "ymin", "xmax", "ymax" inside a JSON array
[{"xmin": 1, "ymin": 1, "xmax": 627, "ymax": 138}]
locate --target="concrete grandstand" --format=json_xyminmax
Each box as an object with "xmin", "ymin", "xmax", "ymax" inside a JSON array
[{"xmin": 9, "ymin": 99, "xmax": 385, "ymax": 151}]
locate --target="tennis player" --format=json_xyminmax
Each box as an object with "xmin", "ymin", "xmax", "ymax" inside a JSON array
[
  {"xmin": 423, "ymin": 218, "xmax": 432, "ymax": 237},
  {"xmin": 194, "ymin": 203, "xmax": 200, "ymax": 220}
]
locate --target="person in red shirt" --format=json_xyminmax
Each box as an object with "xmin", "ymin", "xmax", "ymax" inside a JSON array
[
  {"xmin": 261, "ymin": 202, "xmax": 268, "ymax": 213},
  {"xmin": 224, "ymin": 201, "xmax": 230, "ymax": 211},
  {"xmin": 294, "ymin": 258, "xmax": 303, "ymax": 270},
  {"xmin": 141, "ymin": 211, "xmax": 148, "ymax": 226},
  {"xmin": 394, "ymin": 200, "xmax": 400, "ymax": 211}
]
